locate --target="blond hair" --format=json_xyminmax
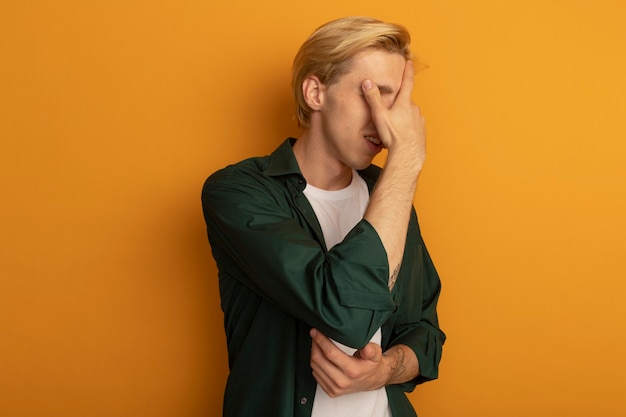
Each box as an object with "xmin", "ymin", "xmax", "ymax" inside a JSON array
[{"xmin": 291, "ymin": 16, "xmax": 412, "ymax": 127}]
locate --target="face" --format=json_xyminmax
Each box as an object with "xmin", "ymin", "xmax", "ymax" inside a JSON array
[{"xmin": 316, "ymin": 49, "xmax": 407, "ymax": 170}]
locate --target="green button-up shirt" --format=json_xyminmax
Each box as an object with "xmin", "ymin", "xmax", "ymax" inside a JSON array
[{"xmin": 202, "ymin": 138, "xmax": 445, "ymax": 417}]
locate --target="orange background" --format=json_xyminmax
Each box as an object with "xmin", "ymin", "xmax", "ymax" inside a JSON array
[{"xmin": 1, "ymin": 1, "xmax": 625, "ymax": 416}]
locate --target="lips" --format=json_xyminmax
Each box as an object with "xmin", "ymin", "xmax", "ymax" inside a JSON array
[{"xmin": 363, "ymin": 134, "xmax": 383, "ymax": 155}]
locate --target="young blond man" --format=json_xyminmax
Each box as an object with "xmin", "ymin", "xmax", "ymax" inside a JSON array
[{"xmin": 202, "ymin": 16, "xmax": 445, "ymax": 417}]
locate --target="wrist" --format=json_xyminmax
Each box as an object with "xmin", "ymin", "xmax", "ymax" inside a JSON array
[
  {"xmin": 386, "ymin": 141, "xmax": 424, "ymax": 175},
  {"xmin": 383, "ymin": 345, "xmax": 407, "ymax": 385},
  {"xmin": 382, "ymin": 344, "xmax": 419, "ymax": 385}
]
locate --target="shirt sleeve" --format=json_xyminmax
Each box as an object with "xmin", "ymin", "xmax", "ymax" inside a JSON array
[
  {"xmin": 201, "ymin": 166, "xmax": 397, "ymax": 349},
  {"xmin": 387, "ymin": 210, "xmax": 446, "ymax": 390}
]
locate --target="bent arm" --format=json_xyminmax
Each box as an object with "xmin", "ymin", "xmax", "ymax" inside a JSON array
[
  {"xmin": 309, "ymin": 213, "xmax": 445, "ymax": 396},
  {"xmin": 202, "ymin": 168, "xmax": 395, "ymax": 349},
  {"xmin": 361, "ymin": 61, "xmax": 426, "ymax": 290},
  {"xmin": 388, "ymin": 216, "xmax": 446, "ymax": 387}
]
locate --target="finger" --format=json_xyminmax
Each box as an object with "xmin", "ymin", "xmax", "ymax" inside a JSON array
[
  {"xmin": 395, "ymin": 60, "xmax": 416, "ymax": 104},
  {"xmin": 310, "ymin": 329, "xmax": 348, "ymax": 368},
  {"xmin": 361, "ymin": 79, "xmax": 386, "ymax": 119},
  {"xmin": 310, "ymin": 328, "xmax": 334, "ymax": 350},
  {"xmin": 311, "ymin": 339, "xmax": 335, "ymax": 374},
  {"xmin": 310, "ymin": 329, "xmax": 364, "ymax": 383},
  {"xmin": 310, "ymin": 332, "xmax": 337, "ymax": 368},
  {"xmin": 310, "ymin": 336, "xmax": 348, "ymax": 396},
  {"xmin": 312, "ymin": 364, "xmax": 342, "ymax": 398}
]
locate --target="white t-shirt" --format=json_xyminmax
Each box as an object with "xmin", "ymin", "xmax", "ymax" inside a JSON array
[{"xmin": 303, "ymin": 171, "xmax": 392, "ymax": 417}]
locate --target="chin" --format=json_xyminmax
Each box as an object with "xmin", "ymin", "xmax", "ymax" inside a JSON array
[{"xmin": 352, "ymin": 160, "xmax": 374, "ymax": 171}]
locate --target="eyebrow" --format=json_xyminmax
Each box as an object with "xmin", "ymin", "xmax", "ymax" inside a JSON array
[{"xmin": 376, "ymin": 84, "xmax": 396, "ymax": 94}]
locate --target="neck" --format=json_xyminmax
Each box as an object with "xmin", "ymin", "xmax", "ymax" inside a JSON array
[{"xmin": 292, "ymin": 130, "xmax": 353, "ymax": 190}]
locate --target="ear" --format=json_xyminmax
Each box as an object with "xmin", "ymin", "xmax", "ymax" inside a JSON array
[{"xmin": 302, "ymin": 75, "xmax": 325, "ymax": 111}]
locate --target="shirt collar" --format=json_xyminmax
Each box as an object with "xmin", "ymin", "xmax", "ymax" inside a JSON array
[
  {"xmin": 263, "ymin": 137, "xmax": 381, "ymax": 191},
  {"xmin": 264, "ymin": 137, "xmax": 303, "ymax": 178}
]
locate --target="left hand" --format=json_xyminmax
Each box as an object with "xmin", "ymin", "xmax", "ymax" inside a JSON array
[{"xmin": 309, "ymin": 328, "xmax": 391, "ymax": 397}]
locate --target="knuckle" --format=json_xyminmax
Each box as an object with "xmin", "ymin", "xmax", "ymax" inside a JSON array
[
  {"xmin": 344, "ymin": 365, "xmax": 360, "ymax": 380},
  {"xmin": 335, "ymin": 379, "xmax": 350, "ymax": 392},
  {"xmin": 322, "ymin": 346, "xmax": 337, "ymax": 359},
  {"xmin": 310, "ymin": 349, "xmax": 321, "ymax": 362}
]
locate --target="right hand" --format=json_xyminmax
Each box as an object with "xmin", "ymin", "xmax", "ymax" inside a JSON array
[{"xmin": 361, "ymin": 60, "xmax": 426, "ymax": 169}]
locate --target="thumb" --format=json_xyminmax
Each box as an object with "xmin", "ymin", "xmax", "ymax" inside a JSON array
[
  {"xmin": 361, "ymin": 79, "xmax": 389, "ymax": 141},
  {"xmin": 361, "ymin": 79, "xmax": 384, "ymax": 115},
  {"xmin": 356, "ymin": 343, "xmax": 379, "ymax": 361}
]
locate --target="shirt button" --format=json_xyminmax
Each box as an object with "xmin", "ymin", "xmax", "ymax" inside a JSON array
[{"xmin": 300, "ymin": 397, "xmax": 307, "ymax": 405}]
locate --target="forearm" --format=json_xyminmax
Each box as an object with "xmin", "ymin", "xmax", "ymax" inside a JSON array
[
  {"xmin": 364, "ymin": 147, "xmax": 422, "ymax": 288},
  {"xmin": 360, "ymin": 61, "xmax": 425, "ymax": 289}
]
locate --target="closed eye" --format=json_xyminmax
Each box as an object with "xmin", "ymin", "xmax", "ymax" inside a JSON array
[
  {"xmin": 376, "ymin": 84, "xmax": 395, "ymax": 95},
  {"xmin": 356, "ymin": 84, "xmax": 396, "ymax": 96}
]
